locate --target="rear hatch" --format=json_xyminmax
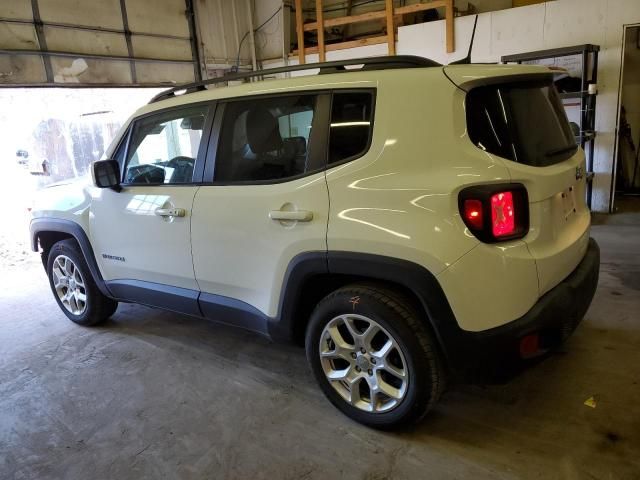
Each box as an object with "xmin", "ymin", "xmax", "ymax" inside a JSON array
[{"xmin": 446, "ymin": 65, "xmax": 591, "ymax": 295}]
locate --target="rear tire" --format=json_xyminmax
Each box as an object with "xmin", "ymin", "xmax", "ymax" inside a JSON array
[
  {"xmin": 46, "ymin": 239, "xmax": 118, "ymax": 326},
  {"xmin": 305, "ymin": 283, "xmax": 444, "ymax": 429}
]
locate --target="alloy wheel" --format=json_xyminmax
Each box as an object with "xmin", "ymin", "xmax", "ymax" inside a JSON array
[
  {"xmin": 52, "ymin": 255, "xmax": 87, "ymax": 316},
  {"xmin": 319, "ymin": 314, "xmax": 408, "ymax": 413}
]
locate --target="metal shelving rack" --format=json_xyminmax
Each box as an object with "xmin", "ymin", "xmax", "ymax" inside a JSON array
[{"xmin": 501, "ymin": 44, "xmax": 600, "ymax": 208}]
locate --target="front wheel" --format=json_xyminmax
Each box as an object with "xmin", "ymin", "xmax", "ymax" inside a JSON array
[
  {"xmin": 46, "ymin": 239, "xmax": 118, "ymax": 326},
  {"xmin": 306, "ymin": 284, "xmax": 444, "ymax": 429}
]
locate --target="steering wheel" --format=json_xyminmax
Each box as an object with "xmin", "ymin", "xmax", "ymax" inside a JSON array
[
  {"xmin": 166, "ymin": 156, "xmax": 195, "ymax": 168},
  {"xmin": 166, "ymin": 156, "xmax": 195, "ymax": 183}
]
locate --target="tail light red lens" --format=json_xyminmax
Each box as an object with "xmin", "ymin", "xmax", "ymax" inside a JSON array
[
  {"xmin": 458, "ymin": 183, "xmax": 529, "ymax": 243},
  {"xmin": 491, "ymin": 191, "xmax": 515, "ymax": 237}
]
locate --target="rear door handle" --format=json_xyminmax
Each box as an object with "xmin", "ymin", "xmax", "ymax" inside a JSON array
[
  {"xmin": 155, "ymin": 207, "xmax": 186, "ymax": 217},
  {"xmin": 269, "ymin": 210, "xmax": 313, "ymax": 222}
]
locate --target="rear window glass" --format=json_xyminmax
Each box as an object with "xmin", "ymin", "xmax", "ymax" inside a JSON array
[
  {"xmin": 466, "ymin": 81, "xmax": 577, "ymax": 167},
  {"xmin": 329, "ymin": 92, "xmax": 374, "ymax": 165}
]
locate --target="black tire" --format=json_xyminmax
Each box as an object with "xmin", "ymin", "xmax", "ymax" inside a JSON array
[
  {"xmin": 306, "ymin": 283, "xmax": 444, "ymax": 429},
  {"xmin": 46, "ymin": 239, "xmax": 118, "ymax": 326}
]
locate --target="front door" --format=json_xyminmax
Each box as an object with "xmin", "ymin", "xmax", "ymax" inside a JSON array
[{"xmin": 91, "ymin": 104, "xmax": 212, "ymax": 305}]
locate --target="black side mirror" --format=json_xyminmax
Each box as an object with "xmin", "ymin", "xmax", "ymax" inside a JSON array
[{"xmin": 92, "ymin": 159, "xmax": 121, "ymax": 192}]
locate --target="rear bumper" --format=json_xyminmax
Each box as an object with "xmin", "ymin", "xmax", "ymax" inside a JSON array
[{"xmin": 445, "ymin": 238, "xmax": 600, "ymax": 382}]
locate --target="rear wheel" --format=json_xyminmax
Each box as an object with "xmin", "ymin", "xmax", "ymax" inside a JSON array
[
  {"xmin": 46, "ymin": 239, "xmax": 118, "ymax": 326},
  {"xmin": 306, "ymin": 284, "xmax": 444, "ymax": 429}
]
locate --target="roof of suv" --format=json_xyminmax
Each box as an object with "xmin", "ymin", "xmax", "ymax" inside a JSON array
[
  {"xmin": 134, "ymin": 56, "xmax": 552, "ymax": 119},
  {"xmin": 149, "ymin": 55, "xmax": 440, "ymax": 104}
]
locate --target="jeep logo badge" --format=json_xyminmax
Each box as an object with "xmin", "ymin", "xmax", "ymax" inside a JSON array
[{"xmin": 575, "ymin": 166, "xmax": 585, "ymax": 180}]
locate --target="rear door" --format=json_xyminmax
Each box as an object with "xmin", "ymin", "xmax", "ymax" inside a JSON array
[
  {"xmin": 190, "ymin": 92, "xmax": 330, "ymax": 325},
  {"xmin": 459, "ymin": 70, "xmax": 591, "ymax": 295},
  {"xmin": 90, "ymin": 104, "xmax": 213, "ymax": 306}
]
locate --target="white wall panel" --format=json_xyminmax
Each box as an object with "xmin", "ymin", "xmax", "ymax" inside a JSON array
[
  {"xmin": 398, "ymin": 13, "xmax": 492, "ymax": 64},
  {"xmin": 543, "ymin": 0, "xmax": 607, "ymax": 47},
  {"xmin": 491, "ymin": 4, "xmax": 545, "ymax": 57}
]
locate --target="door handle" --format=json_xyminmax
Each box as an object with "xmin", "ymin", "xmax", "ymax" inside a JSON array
[
  {"xmin": 269, "ymin": 210, "xmax": 313, "ymax": 222},
  {"xmin": 155, "ymin": 207, "xmax": 186, "ymax": 217}
]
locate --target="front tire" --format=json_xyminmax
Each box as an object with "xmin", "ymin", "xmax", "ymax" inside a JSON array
[
  {"xmin": 306, "ymin": 284, "xmax": 444, "ymax": 429},
  {"xmin": 46, "ymin": 239, "xmax": 118, "ymax": 326}
]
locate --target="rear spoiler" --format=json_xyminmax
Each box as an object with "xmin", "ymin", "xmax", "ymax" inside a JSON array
[{"xmin": 443, "ymin": 64, "xmax": 554, "ymax": 91}]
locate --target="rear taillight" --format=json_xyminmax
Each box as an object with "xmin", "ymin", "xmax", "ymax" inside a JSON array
[
  {"xmin": 459, "ymin": 184, "xmax": 529, "ymax": 243},
  {"xmin": 491, "ymin": 191, "xmax": 515, "ymax": 237}
]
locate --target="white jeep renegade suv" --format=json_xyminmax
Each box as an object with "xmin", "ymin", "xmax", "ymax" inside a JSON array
[{"xmin": 30, "ymin": 56, "xmax": 600, "ymax": 428}]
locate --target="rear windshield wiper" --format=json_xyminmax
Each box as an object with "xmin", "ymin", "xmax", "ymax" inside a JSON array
[{"xmin": 545, "ymin": 144, "xmax": 578, "ymax": 157}]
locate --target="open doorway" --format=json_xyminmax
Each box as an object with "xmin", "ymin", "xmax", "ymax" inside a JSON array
[
  {"xmin": 0, "ymin": 88, "xmax": 162, "ymax": 270},
  {"xmin": 613, "ymin": 24, "xmax": 640, "ymax": 213}
]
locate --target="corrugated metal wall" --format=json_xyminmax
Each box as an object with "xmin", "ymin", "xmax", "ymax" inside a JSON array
[
  {"xmin": 0, "ymin": 0, "xmax": 287, "ymax": 87},
  {"xmin": 0, "ymin": 0, "xmax": 200, "ymax": 86}
]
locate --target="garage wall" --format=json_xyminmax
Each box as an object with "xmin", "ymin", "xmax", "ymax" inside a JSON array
[
  {"xmin": 0, "ymin": 0, "xmax": 199, "ymax": 86},
  {"xmin": 196, "ymin": 0, "xmax": 285, "ymax": 72},
  {"xmin": 277, "ymin": 0, "xmax": 640, "ymax": 212}
]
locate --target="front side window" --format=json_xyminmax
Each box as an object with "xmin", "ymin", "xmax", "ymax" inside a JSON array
[
  {"xmin": 123, "ymin": 105, "xmax": 209, "ymax": 184},
  {"xmin": 215, "ymin": 95, "xmax": 317, "ymax": 182},
  {"xmin": 329, "ymin": 91, "xmax": 374, "ymax": 165}
]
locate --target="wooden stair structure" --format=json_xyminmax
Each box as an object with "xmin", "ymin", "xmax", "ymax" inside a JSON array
[{"xmin": 292, "ymin": 0, "xmax": 455, "ymax": 64}]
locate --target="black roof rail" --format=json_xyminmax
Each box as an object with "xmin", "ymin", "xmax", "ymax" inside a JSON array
[{"xmin": 149, "ymin": 55, "xmax": 440, "ymax": 104}]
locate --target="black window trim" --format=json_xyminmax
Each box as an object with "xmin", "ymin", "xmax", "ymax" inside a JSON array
[
  {"xmin": 116, "ymin": 100, "xmax": 217, "ymax": 187},
  {"xmin": 201, "ymin": 88, "xmax": 376, "ymax": 186},
  {"xmin": 111, "ymin": 88, "xmax": 377, "ymax": 188},
  {"xmin": 326, "ymin": 88, "xmax": 377, "ymax": 170}
]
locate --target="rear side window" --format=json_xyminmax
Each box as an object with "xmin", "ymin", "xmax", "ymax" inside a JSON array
[
  {"xmin": 466, "ymin": 81, "xmax": 577, "ymax": 167},
  {"xmin": 215, "ymin": 95, "xmax": 317, "ymax": 183},
  {"xmin": 329, "ymin": 92, "xmax": 374, "ymax": 165}
]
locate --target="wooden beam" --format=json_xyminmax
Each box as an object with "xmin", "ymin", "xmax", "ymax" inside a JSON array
[
  {"xmin": 304, "ymin": 9, "xmax": 385, "ymax": 31},
  {"xmin": 445, "ymin": 0, "xmax": 454, "ymax": 53},
  {"xmin": 303, "ymin": 1, "xmax": 446, "ymax": 31},
  {"xmin": 294, "ymin": 0, "xmax": 305, "ymax": 64},
  {"xmin": 396, "ymin": 1, "xmax": 446, "ymax": 15},
  {"xmin": 385, "ymin": 0, "xmax": 395, "ymax": 55},
  {"xmin": 315, "ymin": 0, "xmax": 326, "ymax": 62},
  {"xmin": 291, "ymin": 35, "xmax": 387, "ymax": 56}
]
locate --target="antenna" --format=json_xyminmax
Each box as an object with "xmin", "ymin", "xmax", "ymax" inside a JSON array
[{"xmin": 449, "ymin": 15, "xmax": 479, "ymax": 65}]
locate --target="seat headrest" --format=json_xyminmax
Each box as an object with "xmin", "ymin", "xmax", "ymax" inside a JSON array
[
  {"xmin": 283, "ymin": 136, "xmax": 307, "ymax": 155},
  {"xmin": 180, "ymin": 115, "xmax": 205, "ymax": 130},
  {"xmin": 246, "ymin": 107, "xmax": 282, "ymax": 154}
]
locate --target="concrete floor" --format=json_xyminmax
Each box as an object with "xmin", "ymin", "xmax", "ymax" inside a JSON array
[{"xmin": 1, "ymin": 221, "xmax": 639, "ymax": 480}]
